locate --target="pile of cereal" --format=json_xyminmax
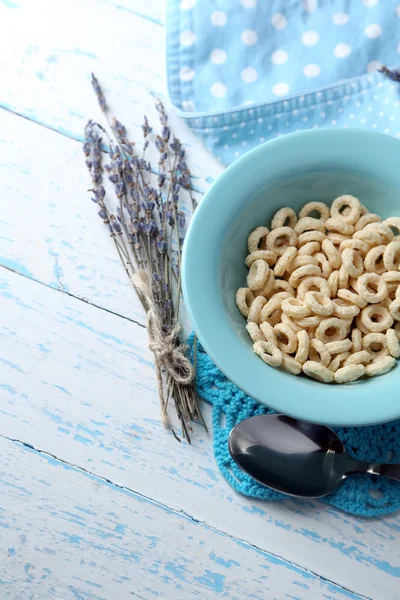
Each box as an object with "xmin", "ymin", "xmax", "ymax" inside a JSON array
[{"xmin": 236, "ymin": 196, "xmax": 400, "ymax": 384}]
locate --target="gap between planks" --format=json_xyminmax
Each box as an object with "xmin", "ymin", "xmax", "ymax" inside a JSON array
[
  {"xmin": 0, "ymin": 431, "xmax": 372, "ymax": 600},
  {"xmin": 0, "ymin": 263, "xmax": 146, "ymax": 331}
]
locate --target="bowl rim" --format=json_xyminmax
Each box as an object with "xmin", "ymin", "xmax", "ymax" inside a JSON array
[{"xmin": 182, "ymin": 128, "xmax": 400, "ymax": 427}]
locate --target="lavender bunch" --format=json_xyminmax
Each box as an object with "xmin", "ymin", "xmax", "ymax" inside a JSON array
[{"xmin": 83, "ymin": 74, "xmax": 205, "ymax": 443}]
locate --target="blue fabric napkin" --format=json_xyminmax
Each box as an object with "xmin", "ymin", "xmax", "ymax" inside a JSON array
[{"xmin": 167, "ymin": 0, "xmax": 400, "ymax": 165}]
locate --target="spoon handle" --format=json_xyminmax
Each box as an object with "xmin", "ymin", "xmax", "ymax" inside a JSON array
[{"xmin": 379, "ymin": 463, "xmax": 400, "ymax": 483}]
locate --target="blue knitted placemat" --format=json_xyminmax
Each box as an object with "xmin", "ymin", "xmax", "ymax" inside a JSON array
[{"xmin": 188, "ymin": 334, "xmax": 400, "ymax": 517}]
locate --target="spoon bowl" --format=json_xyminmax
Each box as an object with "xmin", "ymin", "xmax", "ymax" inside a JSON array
[{"xmin": 228, "ymin": 414, "xmax": 400, "ymax": 498}]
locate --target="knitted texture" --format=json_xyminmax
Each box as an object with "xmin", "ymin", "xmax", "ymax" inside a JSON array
[{"xmin": 188, "ymin": 334, "xmax": 400, "ymax": 517}]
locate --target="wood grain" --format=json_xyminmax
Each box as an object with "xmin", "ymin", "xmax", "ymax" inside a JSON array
[
  {"xmin": 1, "ymin": 266, "xmax": 400, "ymax": 599},
  {"xmin": 0, "ymin": 0, "xmax": 222, "ymax": 192},
  {"xmin": 0, "ymin": 435, "xmax": 368, "ymax": 600}
]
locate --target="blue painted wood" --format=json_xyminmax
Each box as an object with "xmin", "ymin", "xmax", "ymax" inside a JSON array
[
  {"xmin": 1, "ymin": 266, "xmax": 400, "ymax": 599},
  {"xmin": 0, "ymin": 435, "xmax": 369, "ymax": 600}
]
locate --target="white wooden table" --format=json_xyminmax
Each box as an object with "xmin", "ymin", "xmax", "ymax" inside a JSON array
[{"xmin": 1, "ymin": 2, "xmax": 400, "ymax": 598}]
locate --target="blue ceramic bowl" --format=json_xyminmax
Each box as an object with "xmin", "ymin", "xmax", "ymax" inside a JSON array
[{"xmin": 182, "ymin": 129, "xmax": 400, "ymax": 427}]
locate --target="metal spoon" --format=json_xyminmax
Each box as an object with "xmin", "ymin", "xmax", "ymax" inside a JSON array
[{"xmin": 228, "ymin": 414, "xmax": 400, "ymax": 498}]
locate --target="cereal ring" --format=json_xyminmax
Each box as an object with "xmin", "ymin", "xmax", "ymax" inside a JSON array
[
  {"xmin": 309, "ymin": 339, "xmax": 331, "ymax": 366},
  {"xmin": 270, "ymin": 279, "xmax": 295, "ymax": 297},
  {"xmin": 389, "ymin": 299, "xmax": 400, "ymax": 321},
  {"xmin": 329, "ymin": 352, "xmax": 351, "ymax": 372},
  {"xmin": 351, "ymin": 328, "xmax": 362, "ymax": 352},
  {"xmin": 362, "ymin": 332, "xmax": 388, "ymax": 360},
  {"xmin": 386, "ymin": 328, "xmax": 400, "ymax": 358},
  {"xmin": 397, "ymin": 286, "xmax": 400, "ymax": 300},
  {"xmin": 297, "ymin": 242, "xmax": 321, "ymax": 256},
  {"xmin": 325, "ymin": 218, "xmax": 355, "ymax": 236},
  {"xmin": 332, "ymin": 298, "xmax": 360, "ymax": 319},
  {"xmin": 327, "ymin": 232, "xmax": 349, "ymax": 245},
  {"xmin": 245, "ymin": 250, "xmax": 277, "ymax": 268},
  {"xmin": 295, "ymin": 330, "xmax": 309, "ymax": 364},
  {"xmin": 253, "ymin": 341, "xmax": 283, "ymax": 367},
  {"xmin": 305, "ymin": 291, "xmax": 334, "ymax": 316},
  {"xmin": 364, "ymin": 223, "xmax": 394, "ymax": 245},
  {"xmin": 356, "ymin": 273, "xmax": 388, "ymax": 304},
  {"xmin": 260, "ymin": 296, "xmax": 283, "ymax": 324},
  {"xmin": 366, "ymin": 356, "xmax": 396, "ymax": 377},
  {"xmin": 344, "ymin": 351, "xmax": 372, "ymax": 366},
  {"xmin": 254, "ymin": 269, "xmax": 275, "ymax": 297},
  {"xmin": 384, "ymin": 241, "xmax": 400, "ymax": 271},
  {"xmin": 288, "ymin": 264, "xmax": 322, "ymax": 288},
  {"xmin": 299, "ymin": 202, "xmax": 330, "ymax": 223},
  {"xmin": 339, "ymin": 238, "xmax": 370, "ymax": 256},
  {"xmin": 274, "ymin": 323, "xmax": 298, "ymax": 354},
  {"xmin": 247, "ymin": 259, "xmax": 269, "ymax": 291},
  {"xmin": 297, "ymin": 276, "xmax": 331, "ymax": 300},
  {"xmin": 236, "ymin": 287, "xmax": 255, "ymax": 317},
  {"xmin": 248, "ymin": 226, "xmax": 270, "ymax": 253},
  {"xmin": 360, "ymin": 204, "xmax": 369, "ymax": 216},
  {"xmin": 341, "ymin": 248, "xmax": 364, "ymax": 278},
  {"xmin": 325, "ymin": 339, "xmax": 353, "ymax": 355},
  {"xmin": 316, "ymin": 318, "xmax": 347, "ymax": 343},
  {"xmin": 281, "ymin": 312, "xmax": 303, "ymax": 333},
  {"xmin": 259, "ymin": 321, "xmax": 277, "ymax": 345},
  {"xmin": 302, "ymin": 361, "xmax": 334, "ymax": 383},
  {"xmin": 271, "ymin": 207, "xmax": 297, "ymax": 229},
  {"xmin": 274, "ymin": 247, "xmax": 297, "ymax": 277},
  {"xmin": 383, "ymin": 217, "xmax": 400, "ymax": 240},
  {"xmin": 247, "ymin": 296, "xmax": 268, "ymax": 324},
  {"xmin": 335, "ymin": 364, "xmax": 365, "ymax": 383},
  {"xmin": 328, "ymin": 270, "xmax": 339, "ymax": 298},
  {"xmin": 254, "ymin": 269, "xmax": 275, "ymax": 298},
  {"xmin": 353, "ymin": 228, "xmax": 382, "ymax": 247},
  {"xmin": 338, "ymin": 264, "xmax": 350, "ymax": 289},
  {"xmin": 364, "ymin": 245, "xmax": 386, "ymax": 275},
  {"xmin": 322, "ymin": 238, "xmax": 342, "ymax": 269},
  {"xmin": 355, "ymin": 212, "xmax": 381, "ymax": 231},
  {"xmin": 314, "ymin": 253, "xmax": 332, "ymax": 279},
  {"xmin": 267, "ymin": 227, "xmax": 298, "ymax": 256},
  {"xmin": 265, "ymin": 309, "xmax": 282, "ymax": 328},
  {"xmin": 281, "ymin": 297, "xmax": 311, "ymax": 318},
  {"xmin": 289, "ymin": 255, "xmax": 318, "ymax": 272},
  {"xmin": 294, "ymin": 217, "xmax": 326, "ymax": 235},
  {"xmin": 355, "ymin": 314, "xmax": 370, "ymax": 335},
  {"xmin": 337, "ymin": 288, "xmax": 368, "ymax": 308},
  {"xmin": 331, "ymin": 195, "xmax": 362, "ymax": 225},
  {"xmin": 298, "ymin": 231, "xmax": 326, "ymax": 246},
  {"xmin": 246, "ymin": 322, "xmax": 265, "ymax": 343},
  {"xmin": 295, "ymin": 315, "xmax": 323, "ymax": 328},
  {"xmin": 396, "ymin": 322, "xmax": 400, "ymax": 339},
  {"xmin": 382, "ymin": 271, "xmax": 400, "ymax": 284},
  {"xmin": 268, "ymin": 291, "xmax": 293, "ymax": 302},
  {"xmin": 281, "ymin": 354, "xmax": 302, "ymax": 375},
  {"xmin": 360, "ymin": 305, "xmax": 393, "ymax": 333}
]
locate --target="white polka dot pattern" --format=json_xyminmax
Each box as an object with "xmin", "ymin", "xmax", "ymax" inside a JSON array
[
  {"xmin": 271, "ymin": 50, "xmax": 288, "ymax": 65},
  {"xmin": 302, "ymin": 30, "xmax": 319, "ymax": 45},
  {"xmin": 210, "ymin": 49, "xmax": 227, "ymax": 64},
  {"xmin": 241, "ymin": 30, "xmax": 258, "ymax": 45},
  {"xmin": 271, "ymin": 13, "xmax": 287, "ymax": 30},
  {"xmin": 170, "ymin": 0, "xmax": 400, "ymax": 165},
  {"xmin": 334, "ymin": 43, "xmax": 352, "ymax": 58},
  {"xmin": 210, "ymin": 11, "xmax": 227, "ymax": 26}
]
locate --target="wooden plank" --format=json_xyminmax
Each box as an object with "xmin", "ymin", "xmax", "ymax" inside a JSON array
[
  {"xmin": 0, "ymin": 435, "xmax": 368, "ymax": 600},
  {"xmin": 0, "ymin": 107, "xmax": 147, "ymax": 324},
  {"xmin": 0, "ymin": 0, "xmax": 222, "ymax": 191},
  {"xmin": 1, "ymin": 266, "xmax": 399, "ymax": 599}
]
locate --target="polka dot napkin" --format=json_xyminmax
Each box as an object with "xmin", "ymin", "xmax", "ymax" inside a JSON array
[{"xmin": 167, "ymin": 0, "xmax": 400, "ymax": 165}]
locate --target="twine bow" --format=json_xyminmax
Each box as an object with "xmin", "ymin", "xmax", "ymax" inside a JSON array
[{"xmin": 133, "ymin": 270, "xmax": 193, "ymax": 385}]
